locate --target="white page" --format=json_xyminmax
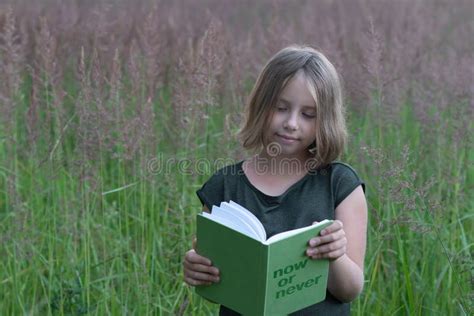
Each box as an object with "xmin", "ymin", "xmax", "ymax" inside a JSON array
[
  {"xmin": 203, "ymin": 206, "xmax": 261, "ymax": 241},
  {"xmin": 215, "ymin": 203, "xmax": 263, "ymax": 242},
  {"xmin": 264, "ymin": 220, "xmax": 331, "ymax": 245},
  {"xmin": 220, "ymin": 202, "xmax": 263, "ymax": 241},
  {"xmin": 228, "ymin": 200, "xmax": 267, "ymax": 241},
  {"xmin": 221, "ymin": 201, "xmax": 266, "ymax": 241}
]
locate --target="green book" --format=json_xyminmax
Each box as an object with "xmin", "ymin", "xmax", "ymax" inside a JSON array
[{"xmin": 195, "ymin": 200, "xmax": 333, "ymax": 316}]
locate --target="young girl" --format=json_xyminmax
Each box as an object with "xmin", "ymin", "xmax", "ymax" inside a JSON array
[{"xmin": 183, "ymin": 45, "xmax": 368, "ymax": 315}]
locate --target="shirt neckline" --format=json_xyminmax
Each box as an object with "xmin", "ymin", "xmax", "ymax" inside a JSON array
[{"xmin": 237, "ymin": 159, "xmax": 315, "ymax": 204}]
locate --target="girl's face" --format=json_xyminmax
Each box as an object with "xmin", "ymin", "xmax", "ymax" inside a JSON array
[{"xmin": 265, "ymin": 71, "xmax": 317, "ymax": 159}]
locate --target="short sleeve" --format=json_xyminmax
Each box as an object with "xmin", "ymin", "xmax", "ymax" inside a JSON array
[
  {"xmin": 196, "ymin": 171, "xmax": 225, "ymax": 211},
  {"xmin": 331, "ymin": 162, "xmax": 366, "ymax": 208}
]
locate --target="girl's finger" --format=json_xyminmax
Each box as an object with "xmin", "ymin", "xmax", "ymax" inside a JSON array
[
  {"xmin": 308, "ymin": 237, "xmax": 347, "ymax": 255},
  {"xmin": 184, "ymin": 260, "xmax": 220, "ymax": 276},
  {"xmin": 185, "ymin": 249, "xmax": 213, "ymax": 266},
  {"xmin": 321, "ymin": 226, "xmax": 345, "ymax": 242},
  {"xmin": 184, "ymin": 275, "xmax": 216, "ymax": 286},
  {"xmin": 308, "ymin": 247, "xmax": 346, "ymax": 260},
  {"xmin": 320, "ymin": 220, "xmax": 343, "ymax": 236},
  {"xmin": 192, "ymin": 236, "xmax": 197, "ymax": 250},
  {"xmin": 309, "ymin": 228, "xmax": 345, "ymax": 246},
  {"xmin": 184, "ymin": 269, "xmax": 220, "ymax": 283}
]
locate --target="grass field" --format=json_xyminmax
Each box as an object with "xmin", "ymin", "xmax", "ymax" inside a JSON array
[{"xmin": 0, "ymin": 0, "xmax": 472, "ymax": 315}]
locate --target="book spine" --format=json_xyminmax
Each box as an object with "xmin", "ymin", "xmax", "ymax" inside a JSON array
[{"xmin": 262, "ymin": 244, "xmax": 271, "ymax": 316}]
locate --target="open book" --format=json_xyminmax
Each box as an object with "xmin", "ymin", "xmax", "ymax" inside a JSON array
[{"xmin": 195, "ymin": 200, "xmax": 333, "ymax": 316}]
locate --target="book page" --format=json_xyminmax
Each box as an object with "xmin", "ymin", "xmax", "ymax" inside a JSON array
[
  {"xmin": 204, "ymin": 206, "xmax": 261, "ymax": 241},
  {"xmin": 219, "ymin": 203, "xmax": 264, "ymax": 241},
  {"xmin": 211, "ymin": 205, "xmax": 261, "ymax": 241},
  {"xmin": 222, "ymin": 201, "xmax": 267, "ymax": 241},
  {"xmin": 264, "ymin": 220, "xmax": 332, "ymax": 245}
]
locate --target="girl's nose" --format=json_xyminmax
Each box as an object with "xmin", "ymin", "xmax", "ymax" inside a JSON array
[{"xmin": 284, "ymin": 113, "xmax": 299, "ymax": 130}]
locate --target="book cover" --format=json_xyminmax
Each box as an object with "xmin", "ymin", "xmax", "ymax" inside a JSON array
[{"xmin": 195, "ymin": 202, "xmax": 332, "ymax": 316}]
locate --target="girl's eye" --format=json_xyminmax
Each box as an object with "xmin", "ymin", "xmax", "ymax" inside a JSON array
[
  {"xmin": 277, "ymin": 106, "xmax": 287, "ymax": 112},
  {"xmin": 303, "ymin": 113, "xmax": 316, "ymax": 118}
]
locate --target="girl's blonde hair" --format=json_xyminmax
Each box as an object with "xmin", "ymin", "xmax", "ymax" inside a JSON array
[{"xmin": 237, "ymin": 45, "xmax": 347, "ymax": 169}]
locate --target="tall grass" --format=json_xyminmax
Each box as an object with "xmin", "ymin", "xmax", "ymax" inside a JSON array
[{"xmin": 0, "ymin": 0, "xmax": 472, "ymax": 315}]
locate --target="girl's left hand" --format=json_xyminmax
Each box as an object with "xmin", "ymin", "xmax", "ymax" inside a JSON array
[{"xmin": 306, "ymin": 220, "xmax": 347, "ymax": 260}]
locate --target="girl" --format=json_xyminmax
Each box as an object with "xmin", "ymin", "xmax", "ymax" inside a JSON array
[{"xmin": 183, "ymin": 45, "xmax": 368, "ymax": 315}]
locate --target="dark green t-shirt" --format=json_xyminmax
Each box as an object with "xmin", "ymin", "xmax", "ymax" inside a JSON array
[{"xmin": 196, "ymin": 160, "xmax": 366, "ymax": 316}]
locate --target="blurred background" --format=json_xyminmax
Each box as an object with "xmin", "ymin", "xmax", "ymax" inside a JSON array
[{"xmin": 0, "ymin": 0, "xmax": 472, "ymax": 314}]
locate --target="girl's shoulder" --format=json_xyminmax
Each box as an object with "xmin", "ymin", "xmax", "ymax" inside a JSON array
[
  {"xmin": 328, "ymin": 161, "xmax": 362, "ymax": 177},
  {"xmin": 328, "ymin": 161, "xmax": 366, "ymax": 205},
  {"xmin": 196, "ymin": 160, "xmax": 244, "ymax": 210}
]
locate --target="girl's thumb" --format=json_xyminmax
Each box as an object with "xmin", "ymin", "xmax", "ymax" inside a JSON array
[{"xmin": 192, "ymin": 236, "xmax": 197, "ymax": 250}]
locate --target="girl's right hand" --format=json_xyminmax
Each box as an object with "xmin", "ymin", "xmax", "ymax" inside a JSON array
[{"xmin": 183, "ymin": 237, "xmax": 220, "ymax": 286}]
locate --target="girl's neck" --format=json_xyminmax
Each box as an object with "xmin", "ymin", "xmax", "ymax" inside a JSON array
[{"xmin": 250, "ymin": 150, "xmax": 315, "ymax": 178}]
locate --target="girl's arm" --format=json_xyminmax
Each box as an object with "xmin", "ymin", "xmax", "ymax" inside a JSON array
[{"xmin": 306, "ymin": 185, "xmax": 367, "ymax": 302}]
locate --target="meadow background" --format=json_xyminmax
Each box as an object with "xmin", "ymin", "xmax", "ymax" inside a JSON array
[{"xmin": 0, "ymin": 0, "xmax": 472, "ymax": 315}]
